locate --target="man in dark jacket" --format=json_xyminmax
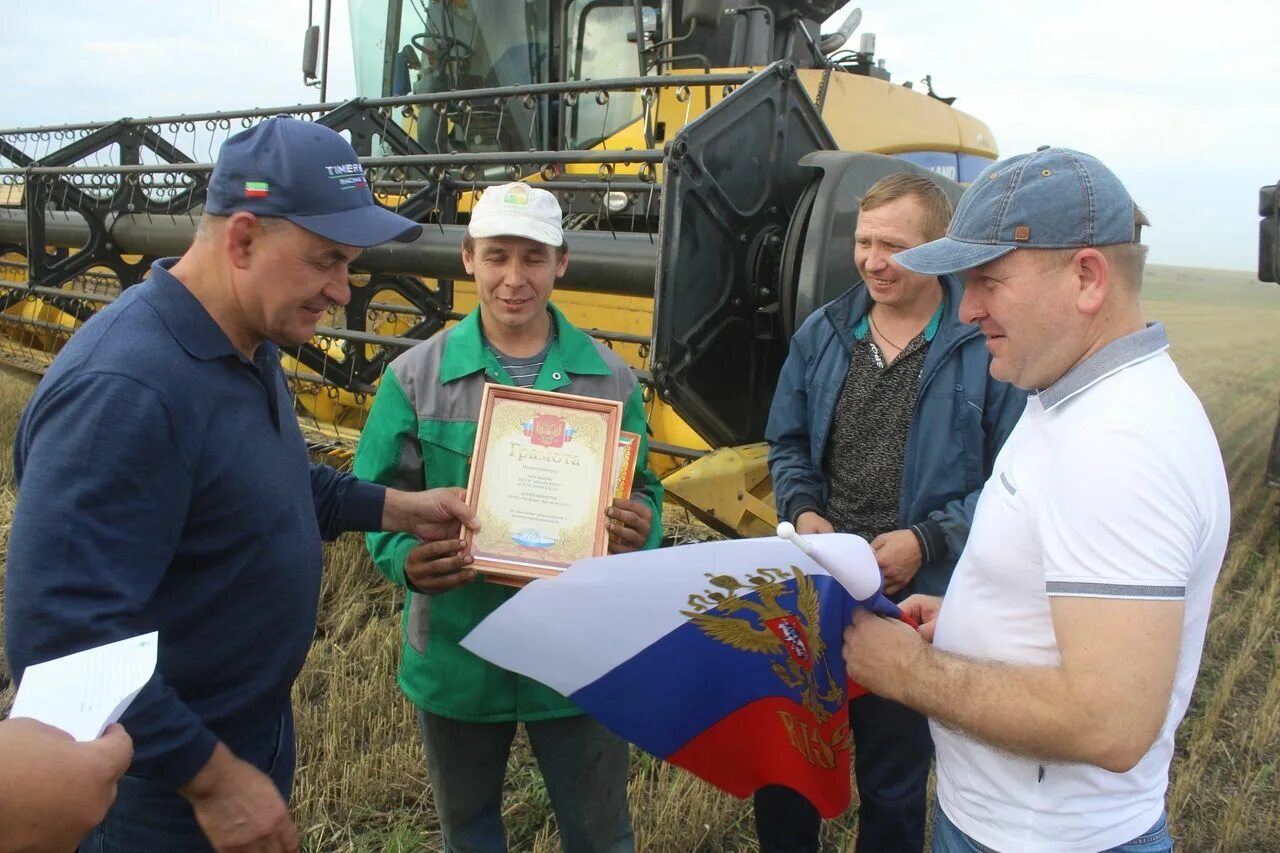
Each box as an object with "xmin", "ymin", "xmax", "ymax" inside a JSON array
[{"xmin": 755, "ymin": 172, "xmax": 1026, "ymax": 852}]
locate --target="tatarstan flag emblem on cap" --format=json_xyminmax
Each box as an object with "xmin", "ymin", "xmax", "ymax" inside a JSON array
[{"xmin": 244, "ymin": 181, "xmax": 270, "ymax": 198}]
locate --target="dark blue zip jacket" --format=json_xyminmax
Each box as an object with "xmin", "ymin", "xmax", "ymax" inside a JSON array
[{"xmin": 765, "ymin": 275, "xmax": 1027, "ymax": 595}]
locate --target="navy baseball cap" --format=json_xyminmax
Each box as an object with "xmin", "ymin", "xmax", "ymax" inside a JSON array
[
  {"xmin": 205, "ymin": 116, "xmax": 422, "ymax": 247},
  {"xmin": 894, "ymin": 147, "xmax": 1140, "ymax": 275}
]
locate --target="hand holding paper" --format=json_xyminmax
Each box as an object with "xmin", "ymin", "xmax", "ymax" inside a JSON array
[
  {"xmin": 0, "ymin": 718, "xmax": 133, "ymax": 852},
  {"xmin": 8, "ymin": 632, "xmax": 158, "ymax": 741}
]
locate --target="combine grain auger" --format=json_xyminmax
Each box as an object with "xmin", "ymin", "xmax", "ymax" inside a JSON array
[{"xmin": 1, "ymin": 1, "xmax": 1000, "ymax": 536}]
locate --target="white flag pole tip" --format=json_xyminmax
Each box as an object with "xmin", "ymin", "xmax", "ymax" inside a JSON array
[{"xmin": 776, "ymin": 521, "xmax": 815, "ymax": 556}]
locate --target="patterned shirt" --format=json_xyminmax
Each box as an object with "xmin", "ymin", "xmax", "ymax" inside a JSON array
[
  {"xmin": 822, "ymin": 305, "xmax": 940, "ymax": 540},
  {"xmin": 485, "ymin": 317, "xmax": 555, "ymax": 387}
]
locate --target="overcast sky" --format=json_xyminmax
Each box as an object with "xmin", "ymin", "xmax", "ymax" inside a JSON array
[{"xmin": 5, "ymin": 0, "xmax": 1278, "ymax": 271}]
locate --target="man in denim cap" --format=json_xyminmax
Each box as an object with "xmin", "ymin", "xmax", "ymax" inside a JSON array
[
  {"xmin": 841, "ymin": 148, "xmax": 1229, "ymax": 852},
  {"xmin": 6, "ymin": 116, "xmax": 479, "ymax": 852}
]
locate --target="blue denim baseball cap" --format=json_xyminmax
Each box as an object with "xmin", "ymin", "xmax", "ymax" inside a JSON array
[
  {"xmin": 893, "ymin": 147, "xmax": 1139, "ymax": 275},
  {"xmin": 205, "ymin": 116, "xmax": 422, "ymax": 247}
]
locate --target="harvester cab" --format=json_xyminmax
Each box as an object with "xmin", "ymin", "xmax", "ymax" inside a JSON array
[{"xmin": 0, "ymin": 1, "xmax": 997, "ymax": 537}]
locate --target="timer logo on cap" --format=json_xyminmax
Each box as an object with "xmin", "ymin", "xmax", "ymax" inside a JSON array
[{"xmin": 325, "ymin": 162, "xmax": 368, "ymax": 191}]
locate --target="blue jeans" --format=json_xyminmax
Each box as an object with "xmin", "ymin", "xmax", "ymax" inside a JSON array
[
  {"xmin": 418, "ymin": 710, "xmax": 634, "ymax": 853},
  {"xmin": 754, "ymin": 693, "xmax": 934, "ymax": 852},
  {"xmin": 79, "ymin": 710, "xmax": 295, "ymax": 853},
  {"xmin": 931, "ymin": 803, "xmax": 1173, "ymax": 852}
]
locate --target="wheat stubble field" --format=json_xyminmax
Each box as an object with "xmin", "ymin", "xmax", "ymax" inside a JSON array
[{"xmin": 0, "ymin": 264, "xmax": 1276, "ymax": 852}]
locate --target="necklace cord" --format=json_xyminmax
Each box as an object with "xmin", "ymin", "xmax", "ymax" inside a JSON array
[{"xmin": 868, "ymin": 310, "xmax": 906, "ymax": 351}]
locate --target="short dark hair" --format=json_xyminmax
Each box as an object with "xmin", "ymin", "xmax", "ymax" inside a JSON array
[{"xmin": 462, "ymin": 232, "xmax": 568, "ymax": 259}]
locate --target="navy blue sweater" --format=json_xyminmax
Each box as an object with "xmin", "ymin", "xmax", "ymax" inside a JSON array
[{"xmin": 4, "ymin": 259, "xmax": 384, "ymax": 787}]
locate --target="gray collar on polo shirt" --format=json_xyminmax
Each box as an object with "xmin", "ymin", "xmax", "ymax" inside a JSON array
[{"xmin": 1037, "ymin": 322, "xmax": 1169, "ymax": 411}]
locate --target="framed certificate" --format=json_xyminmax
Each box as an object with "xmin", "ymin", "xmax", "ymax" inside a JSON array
[{"xmin": 464, "ymin": 384, "xmax": 623, "ymax": 585}]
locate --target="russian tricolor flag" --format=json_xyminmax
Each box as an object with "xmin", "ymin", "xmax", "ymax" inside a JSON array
[{"xmin": 461, "ymin": 535, "xmax": 892, "ymax": 818}]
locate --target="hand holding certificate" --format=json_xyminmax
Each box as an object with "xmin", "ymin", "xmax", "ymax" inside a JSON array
[
  {"xmin": 465, "ymin": 384, "xmax": 623, "ymax": 585},
  {"xmin": 604, "ymin": 495, "xmax": 653, "ymax": 554}
]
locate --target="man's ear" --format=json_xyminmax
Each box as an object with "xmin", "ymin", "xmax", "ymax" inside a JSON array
[
  {"xmin": 224, "ymin": 213, "xmax": 260, "ymax": 271},
  {"xmin": 554, "ymin": 249, "xmax": 569, "ymax": 279},
  {"xmin": 1073, "ymin": 248, "xmax": 1110, "ymax": 316},
  {"xmin": 461, "ymin": 246, "xmax": 475, "ymax": 275}
]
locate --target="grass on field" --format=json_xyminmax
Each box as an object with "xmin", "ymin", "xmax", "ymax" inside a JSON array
[{"xmin": 0, "ymin": 264, "xmax": 1277, "ymax": 852}]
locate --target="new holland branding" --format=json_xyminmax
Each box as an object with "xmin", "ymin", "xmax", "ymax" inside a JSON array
[{"xmin": 325, "ymin": 162, "xmax": 368, "ymax": 190}]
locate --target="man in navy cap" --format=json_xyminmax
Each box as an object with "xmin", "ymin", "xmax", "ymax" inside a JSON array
[
  {"xmin": 5, "ymin": 116, "xmax": 478, "ymax": 852},
  {"xmin": 841, "ymin": 148, "xmax": 1229, "ymax": 852}
]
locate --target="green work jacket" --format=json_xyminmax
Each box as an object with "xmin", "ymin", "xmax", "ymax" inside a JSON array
[{"xmin": 355, "ymin": 304, "xmax": 663, "ymax": 721}]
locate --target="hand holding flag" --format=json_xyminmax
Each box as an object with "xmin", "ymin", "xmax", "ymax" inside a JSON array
[{"xmin": 842, "ymin": 608, "xmax": 931, "ymax": 703}]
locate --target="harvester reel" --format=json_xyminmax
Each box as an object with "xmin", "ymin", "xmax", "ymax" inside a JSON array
[{"xmin": 327, "ymin": 272, "xmax": 452, "ymax": 389}]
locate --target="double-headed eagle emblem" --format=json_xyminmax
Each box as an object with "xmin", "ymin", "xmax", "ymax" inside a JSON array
[{"xmin": 682, "ymin": 565, "xmax": 845, "ymax": 722}]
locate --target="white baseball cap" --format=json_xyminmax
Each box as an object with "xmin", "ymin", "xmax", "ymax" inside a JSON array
[{"xmin": 468, "ymin": 182, "xmax": 564, "ymax": 246}]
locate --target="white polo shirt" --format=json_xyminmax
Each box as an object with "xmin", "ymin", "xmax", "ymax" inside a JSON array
[{"xmin": 931, "ymin": 324, "xmax": 1229, "ymax": 852}]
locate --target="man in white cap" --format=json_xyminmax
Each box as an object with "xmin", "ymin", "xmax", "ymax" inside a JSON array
[
  {"xmin": 355, "ymin": 182, "xmax": 663, "ymax": 852},
  {"xmin": 841, "ymin": 148, "xmax": 1229, "ymax": 852}
]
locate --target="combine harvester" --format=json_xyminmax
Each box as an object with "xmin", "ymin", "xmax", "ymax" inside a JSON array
[{"xmin": 0, "ymin": 0, "xmax": 998, "ymax": 536}]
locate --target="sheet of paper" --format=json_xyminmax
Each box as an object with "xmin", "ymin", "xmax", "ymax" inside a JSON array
[{"xmin": 8, "ymin": 632, "xmax": 158, "ymax": 741}]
